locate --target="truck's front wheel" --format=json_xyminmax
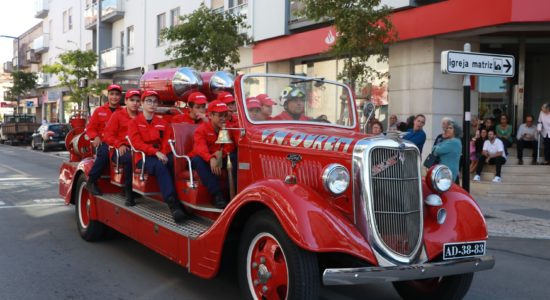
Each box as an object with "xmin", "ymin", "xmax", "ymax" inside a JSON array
[
  {"xmin": 75, "ymin": 176, "xmax": 105, "ymax": 241},
  {"xmin": 238, "ymin": 211, "xmax": 319, "ymax": 300},
  {"xmin": 392, "ymin": 272, "xmax": 474, "ymax": 300}
]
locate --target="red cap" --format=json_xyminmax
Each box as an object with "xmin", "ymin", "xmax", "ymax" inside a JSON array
[
  {"xmin": 217, "ymin": 91, "xmax": 235, "ymax": 104},
  {"xmin": 256, "ymin": 93, "xmax": 275, "ymax": 106},
  {"xmin": 107, "ymin": 84, "xmax": 122, "ymax": 92},
  {"xmin": 246, "ymin": 97, "xmax": 262, "ymax": 109},
  {"xmin": 188, "ymin": 92, "xmax": 208, "ymax": 105},
  {"xmin": 125, "ymin": 89, "xmax": 141, "ymax": 99},
  {"xmin": 207, "ymin": 100, "xmax": 229, "ymax": 113},
  {"xmin": 141, "ymin": 90, "xmax": 159, "ymax": 101}
]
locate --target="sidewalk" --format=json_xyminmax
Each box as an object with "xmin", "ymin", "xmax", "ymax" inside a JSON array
[{"xmin": 474, "ymin": 194, "xmax": 550, "ymax": 240}]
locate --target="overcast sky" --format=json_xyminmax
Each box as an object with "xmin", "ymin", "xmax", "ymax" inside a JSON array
[{"xmin": 0, "ymin": 0, "xmax": 41, "ymax": 67}]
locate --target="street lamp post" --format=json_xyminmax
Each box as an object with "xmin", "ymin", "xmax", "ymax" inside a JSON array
[{"xmin": 0, "ymin": 35, "xmax": 21, "ymax": 114}]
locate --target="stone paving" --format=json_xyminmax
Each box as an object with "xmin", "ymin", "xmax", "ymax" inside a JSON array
[{"xmin": 474, "ymin": 194, "xmax": 550, "ymax": 240}]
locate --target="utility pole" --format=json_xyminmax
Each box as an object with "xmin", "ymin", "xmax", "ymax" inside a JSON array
[{"xmin": 1, "ymin": 35, "xmax": 21, "ymax": 114}]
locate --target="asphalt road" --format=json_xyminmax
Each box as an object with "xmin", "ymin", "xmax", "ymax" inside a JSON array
[{"xmin": 0, "ymin": 144, "xmax": 549, "ymax": 300}]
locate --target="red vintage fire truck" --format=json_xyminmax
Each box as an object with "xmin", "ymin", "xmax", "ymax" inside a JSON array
[{"xmin": 59, "ymin": 68, "xmax": 494, "ymax": 300}]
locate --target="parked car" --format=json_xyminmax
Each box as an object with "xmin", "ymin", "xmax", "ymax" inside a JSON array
[{"xmin": 31, "ymin": 123, "xmax": 70, "ymax": 151}]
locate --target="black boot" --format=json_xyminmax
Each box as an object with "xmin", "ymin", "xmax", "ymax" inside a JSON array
[
  {"xmin": 166, "ymin": 196, "xmax": 187, "ymax": 223},
  {"xmin": 86, "ymin": 181, "xmax": 102, "ymax": 196},
  {"xmin": 214, "ymin": 193, "xmax": 228, "ymax": 209},
  {"xmin": 124, "ymin": 185, "xmax": 136, "ymax": 207}
]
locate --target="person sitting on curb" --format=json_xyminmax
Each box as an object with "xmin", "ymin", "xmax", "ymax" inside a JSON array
[
  {"xmin": 86, "ymin": 84, "xmax": 123, "ymax": 195},
  {"xmin": 128, "ymin": 90, "xmax": 189, "ymax": 223},
  {"xmin": 473, "ymin": 129, "xmax": 506, "ymax": 183},
  {"xmin": 171, "ymin": 92, "xmax": 209, "ymax": 125},
  {"xmin": 516, "ymin": 115, "xmax": 538, "ymax": 165},
  {"xmin": 103, "ymin": 89, "xmax": 141, "ymax": 206},
  {"xmin": 189, "ymin": 100, "xmax": 238, "ymax": 209}
]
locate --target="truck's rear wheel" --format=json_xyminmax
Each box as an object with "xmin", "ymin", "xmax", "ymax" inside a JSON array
[
  {"xmin": 75, "ymin": 176, "xmax": 105, "ymax": 241},
  {"xmin": 392, "ymin": 272, "xmax": 474, "ymax": 300},
  {"xmin": 238, "ymin": 211, "xmax": 319, "ymax": 300}
]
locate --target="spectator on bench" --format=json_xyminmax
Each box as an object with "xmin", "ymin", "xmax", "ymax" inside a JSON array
[{"xmin": 473, "ymin": 129, "xmax": 506, "ymax": 183}]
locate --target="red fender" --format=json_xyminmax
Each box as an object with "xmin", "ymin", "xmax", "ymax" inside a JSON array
[
  {"xmin": 58, "ymin": 158, "xmax": 95, "ymax": 205},
  {"xmin": 422, "ymin": 181, "xmax": 489, "ymax": 260},
  {"xmin": 189, "ymin": 179, "xmax": 377, "ymax": 279}
]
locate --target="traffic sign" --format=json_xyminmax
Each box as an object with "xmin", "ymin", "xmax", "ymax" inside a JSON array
[{"xmin": 441, "ymin": 51, "xmax": 515, "ymax": 77}]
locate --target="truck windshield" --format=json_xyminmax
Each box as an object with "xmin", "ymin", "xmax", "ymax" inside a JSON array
[{"xmin": 240, "ymin": 74, "xmax": 356, "ymax": 128}]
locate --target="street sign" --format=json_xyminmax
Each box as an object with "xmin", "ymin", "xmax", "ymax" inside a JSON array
[
  {"xmin": 26, "ymin": 101, "xmax": 34, "ymax": 108},
  {"xmin": 441, "ymin": 51, "xmax": 515, "ymax": 77}
]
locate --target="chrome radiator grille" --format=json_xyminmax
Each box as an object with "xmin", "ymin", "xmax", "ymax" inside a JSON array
[{"xmin": 369, "ymin": 147, "xmax": 421, "ymax": 256}]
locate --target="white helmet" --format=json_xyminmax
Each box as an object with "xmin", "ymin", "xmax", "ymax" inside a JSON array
[{"xmin": 280, "ymin": 86, "xmax": 306, "ymax": 105}]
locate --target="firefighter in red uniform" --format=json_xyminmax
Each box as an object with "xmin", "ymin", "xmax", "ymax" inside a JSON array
[
  {"xmin": 103, "ymin": 89, "xmax": 141, "ymax": 206},
  {"xmin": 217, "ymin": 91, "xmax": 239, "ymax": 128},
  {"xmin": 128, "ymin": 90, "xmax": 188, "ymax": 223},
  {"xmin": 256, "ymin": 93, "xmax": 275, "ymax": 120},
  {"xmin": 246, "ymin": 97, "xmax": 264, "ymax": 121},
  {"xmin": 273, "ymin": 86, "xmax": 311, "ymax": 121},
  {"xmin": 171, "ymin": 92, "xmax": 208, "ymax": 124},
  {"xmin": 190, "ymin": 100, "xmax": 237, "ymax": 209},
  {"xmin": 86, "ymin": 84, "xmax": 123, "ymax": 195}
]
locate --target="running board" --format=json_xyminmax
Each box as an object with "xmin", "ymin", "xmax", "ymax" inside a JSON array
[{"xmin": 97, "ymin": 193, "xmax": 213, "ymax": 239}]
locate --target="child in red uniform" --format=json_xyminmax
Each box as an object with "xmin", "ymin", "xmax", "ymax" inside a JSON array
[
  {"xmin": 246, "ymin": 97, "xmax": 263, "ymax": 121},
  {"xmin": 256, "ymin": 93, "xmax": 275, "ymax": 120},
  {"xmin": 103, "ymin": 89, "xmax": 141, "ymax": 206},
  {"xmin": 217, "ymin": 91, "xmax": 239, "ymax": 128},
  {"xmin": 128, "ymin": 90, "xmax": 188, "ymax": 223},
  {"xmin": 189, "ymin": 100, "xmax": 237, "ymax": 209},
  {"xmin": 86, "ymin": 84, "xmax": 123, "ymax": 195},
  {"xmin": 172, "ymin": 92, "xmax": 208, "ymax": 124}
]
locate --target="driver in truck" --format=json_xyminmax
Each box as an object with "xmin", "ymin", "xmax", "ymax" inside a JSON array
[
  {"xmin": 273, "ymin": 86, "xmax": 311, "ymax": 121},
  {"xmin": 86, "ymin": 84, "xmax": 123, "ymax": 195}
]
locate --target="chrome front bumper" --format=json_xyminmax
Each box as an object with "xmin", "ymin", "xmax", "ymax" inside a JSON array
[{"xmin": 322, "ymin": 255, "xmax": 495, "ymax": 286}]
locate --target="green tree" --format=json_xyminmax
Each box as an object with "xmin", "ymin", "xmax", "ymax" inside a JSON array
[
  {"xmin": 161, "ymin": 3, "xmax": 250, "ymax": 71},
  {"xmin": 7, "ymin": 71, "xmax": 37, "ymax": 113},
  {"xmin": 42, "ymin": 50, "xmax": 106, "ymax": 110},
  {"xmin": 300, "ymin": 0, "xmax": 396, "ymax": 87}
]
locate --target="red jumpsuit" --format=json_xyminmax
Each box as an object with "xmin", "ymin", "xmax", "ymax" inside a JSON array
[
  {"xmin": 128, "ymin": 113, "xmax": 173, "ymax": 164},
  {"xmin": 172, "ymin": 112, "xmax": 203, "ymax": 125},
  {"xmin": 86, "ymin": 103, "xmax": 122, "ymax": 139},
  {"xmin": 272, "ymin": 111, "xmax": 311, "ymax": 121}
]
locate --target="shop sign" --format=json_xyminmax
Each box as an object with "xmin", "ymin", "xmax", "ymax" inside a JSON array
[{"xmin": 441, "ymin": 51, "xmax": 515, "ymax": 77}]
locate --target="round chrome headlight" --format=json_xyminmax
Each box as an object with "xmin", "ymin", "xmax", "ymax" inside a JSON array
[
  {"xmin": 430, "ymin": 165, "xmax": 453, "ymax": 192},
  {"xmin": 322, "ymin": 164, "xmax": 350, "ymax": 195}
]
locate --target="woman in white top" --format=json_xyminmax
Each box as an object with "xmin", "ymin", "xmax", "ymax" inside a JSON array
[{"xmin": 538, "ymin": 103, "xmax": 550, "ymax": 165}]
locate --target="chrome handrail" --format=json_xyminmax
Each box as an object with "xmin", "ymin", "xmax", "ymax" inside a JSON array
[
  {"xmin": 126, "ymin": 136, "xmax": 146, "ymax": 181},
  {"xmin": 168, "ymin": 139, "xmax": 196, "ymax": 189}
]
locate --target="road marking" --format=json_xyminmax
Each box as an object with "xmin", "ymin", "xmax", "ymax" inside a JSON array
[
  {"xmin": 0, "ymin": 177, "xmax": 39, "ymax": 182},
  {"xmin": 0, "ymin": 203, "xmax": 67, "ymax": 209},
  {"xmin": 0, "ymin": 201, "xmax": 5, "ymax": 206},
  {"xmin": 33, "ymin": 198, "xmax": 64, "ymax": 204},
  {"xmin": 0, "ymin": 162, "xmax": 30, "ymax": 177}
]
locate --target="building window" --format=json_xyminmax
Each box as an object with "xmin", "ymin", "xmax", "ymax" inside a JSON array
[
  {"xmin": 68, "ymin": 8, "xmax": 73, "ymax": 30},
  {"xmin": 157, "ymin": 13, "xmax": 166, "ymax": 46},
  {"xmin": 49, "ymin": 20, "xmax": 53, "ymax": 40},
  {"xmin": 63, "ymin": 8, "xmax": 73, "ymax": 32},
  {"xmin": 170, "ymin": 7, "xmax": 180, "ymax": 27},
  {"xmin": 211, "ymin": 0, "xmax": 224, "ymax": 13},
  {"xmin": 127, "ymin": 26, "xmax": 134, "ymax": 55}
]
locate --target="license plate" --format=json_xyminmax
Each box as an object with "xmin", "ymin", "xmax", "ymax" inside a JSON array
[{"xmin": 443, "ymin": 241, "xmax": 486, "ymax": 260}]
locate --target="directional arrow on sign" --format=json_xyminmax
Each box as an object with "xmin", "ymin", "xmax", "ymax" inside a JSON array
[{"xmin": 503, "ymin": 59, "xmax": 512, "ymax": 73}]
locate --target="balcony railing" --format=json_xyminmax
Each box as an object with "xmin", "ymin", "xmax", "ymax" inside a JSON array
[
  {"xmin": 26, "ymin": 50, "xmax": 41, "ymax": 64},
  {"xmin": 34, "ymin": 0, "xmax": 49, "ymax": 18},
  {"xmin": 3, "ymin": 61, "xmax": 13, "ymax": 73},
  {"xmin": 32, "ymin": 34, "xmax": 49, "ymax": 54},
  {"xmin": 85, "ymin": 3, "xmax": 98, "ymax": 30},
  {"xmin": 101, "ymin": 0, "xmax": 124, "ymax": 23},
  {"xmin": 228, "ymin": 3, "xmax": 250, "ymax": 36},
  {"xmin": 100, "ymin": 47, "xmax": 123, "ymax": 74},
  {"xmin": 35, "ymin": 72, "xmax": 50, "ymax": 87}
]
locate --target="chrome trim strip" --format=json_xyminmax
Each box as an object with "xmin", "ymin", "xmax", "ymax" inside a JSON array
[
  {"xmin": 322, "ymin": 255, "xmax": 495, "ymax": 286},
  {"xmin": 182, "ymin": 201, "xmax": 223, "ymax": 213}
]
